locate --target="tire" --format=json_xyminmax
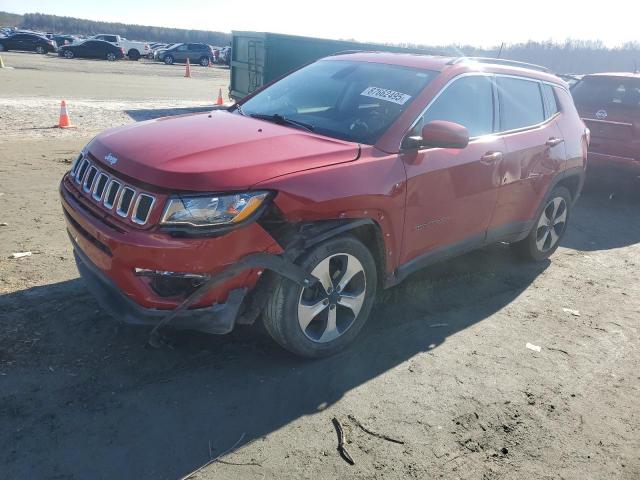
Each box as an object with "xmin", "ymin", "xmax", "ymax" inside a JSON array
[
  {"xmin": 199, "ymin": 56, "xmax": 210, "ymax": 67},
  {"xmin": 163, "ymin": 55, "xmax": 174, "ymax": 65},
  {"xmin": 263, "ymin": 235, "xmax": 378, "ymax": 358},
  {"xmin": 35, "ymin": 45, "xmax": 45, "ymax": 54},
  {"xmin": 0, "ymin": 43, "xmax": 5, "ymax": 52},
  {"xmin": 128, "ymin": 49, "xmax": 140, "ymax": 61},
  {"xmin": 106, "ymin": 52, "xmax": 116, "ymax": 61},
  {"xmin": 513, "ymin": 186, "xmax": 572, "ymax": 262},
  {"xmin": 64, "ymin": 50, "xmax": 74, "ymax": 59}
]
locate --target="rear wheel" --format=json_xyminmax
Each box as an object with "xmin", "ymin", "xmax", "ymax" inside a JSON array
[
  {"xmin": 164, "ymin": 55, "xmax": 174, "ymax": 65},
  {"xmin": 128, "ymin": 49, "xmax": 140, "ymax": 61},
  {"xmin": 513, "ymin": 186, "xmax": 571, "ymax": 261},
  {"xmin": 263, "ymin": 235, "xmax": 377, "ymax": 358},
  {"xmin": 35, "ymin": 45, "xmax": 45, "ymax": 54},
  {"xmin": 64, "ymin": 50, "xmax": 74, "ymax": 59}
]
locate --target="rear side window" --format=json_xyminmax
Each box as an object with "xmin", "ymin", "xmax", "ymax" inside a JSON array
[
  {"xmin": 542, "ymin": 84, "xmax": 559, "ymax": 118},
  {"xmin": 497, "ymin": 77, "xmax": 545, "ymax": 131},
  {"xmin": 572, "ymin": 76, "xmax": 640, "ymax": 109},
  {"xmin": 421, "ymin": 75, "xmax": 495, "ymax": 137}
]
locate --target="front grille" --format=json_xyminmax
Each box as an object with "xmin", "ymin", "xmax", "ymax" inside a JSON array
[{"xmin": 71, "ymin": 154, "xmax": 156, "ymax": 226}]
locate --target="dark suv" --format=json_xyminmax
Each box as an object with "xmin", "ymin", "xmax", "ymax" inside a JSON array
[
  {"xmin": 571, "ymin": 73, "xmax": 640, "ymax": 184},
  {"xmin": 0, "ymin": 33, "xmax": 56, "ymax": 54},
  {"xmin": 158, "ymin": 43, "xmax": 214, "ymax": 66},
  {"xmin": 61, "ymin": 53, "xmax": 588, "ymax": 357}
]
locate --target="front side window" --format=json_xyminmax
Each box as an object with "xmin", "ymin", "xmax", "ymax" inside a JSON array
[
  {"xmin": 419, "ymin": 75, "xmax": 495, "ymax": 137},
  {"xmin": 497, "ymin": 77, "xmax": 545, "ymax": 131},
  {"xmin": 240, "ymin": 60, "xmax": 437, "ymax": 144}
]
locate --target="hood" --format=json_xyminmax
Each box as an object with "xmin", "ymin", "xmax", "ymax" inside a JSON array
[{"xmin": 87, "ymin": 111, "xmax": 360, "ymax": 192}]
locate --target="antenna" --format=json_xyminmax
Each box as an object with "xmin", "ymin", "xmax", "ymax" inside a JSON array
[{"xmin": 497, "ymin": 42, "xmax": 505, "ymax": 59}]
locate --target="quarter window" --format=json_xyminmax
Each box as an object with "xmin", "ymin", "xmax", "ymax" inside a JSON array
[
  {"xmin": 420, "ymin": 76, "xmax": 495, "ymax": 137},
  {"xmin": 497, "ymin": 77, "xmax": 545, "ymax": 131},
  {"xmin": 542, "ymin": 83, "xmax": 558, "ymax": 119}
]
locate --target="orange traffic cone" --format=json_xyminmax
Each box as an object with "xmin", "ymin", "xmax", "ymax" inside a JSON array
[
  {"xmin": 184, "ymin": 58, "xmax": 191, "ymax": 78},
  {"xmin": 57, "ymin": 100, "xmax": 72, "ymax": 128},
  {"xmin": 215, "ymin": 88, "xmax": 224, "ymax": 106}
]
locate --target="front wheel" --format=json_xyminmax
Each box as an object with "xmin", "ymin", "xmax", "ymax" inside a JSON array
[
  {"xmin": 199, "ymin": 56, "xmax": 210, "ymax": 67},
  {"xmin": 163, "ymin": 55, "xmax": 174, "ymax": 65},
  {"xmin": 513, "ymin": 186, "xmax": 572, "ymax": 261},
  {"xmin": 64, "ymin": 50, "xmax": 74, "ymax": 59},
  {"xmin": 106, "ymin": 52, "xmax": 116, "ymax": 61},
  {"xmin": 263, "ymin": 235, "xmax": 378, "ymax": 358}
]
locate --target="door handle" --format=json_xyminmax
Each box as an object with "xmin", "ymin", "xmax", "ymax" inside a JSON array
[
  {"xmin": 546, "ymin": 137, "xmax": 564, "ymax": 147},
  {"xmin": 480, "ymin": 151, "xmax": 503, "ymax": 164}
]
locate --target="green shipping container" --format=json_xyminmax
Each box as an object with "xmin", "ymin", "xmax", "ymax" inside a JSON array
[{"xmin": 230, "ymin": 31, "xmax": 433, "ymax": 100}]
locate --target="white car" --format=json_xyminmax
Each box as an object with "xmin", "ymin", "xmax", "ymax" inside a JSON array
[{"xmin": 90, "ymin": 34, "xmax": 150, "ymax": 60}]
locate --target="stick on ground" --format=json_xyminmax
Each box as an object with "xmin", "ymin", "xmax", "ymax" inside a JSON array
[
  {"xmin": 348, "ymin": 414, "xmax": 405, "ymax": 444},
  {"xmin": 332, "ymin": 417, "xmax": 355, "ymax": 465}
]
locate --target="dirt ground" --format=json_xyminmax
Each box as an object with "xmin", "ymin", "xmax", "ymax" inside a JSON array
[{"xmin": 1, "ymin": 52, "xmax": 639, "ymax": 480}]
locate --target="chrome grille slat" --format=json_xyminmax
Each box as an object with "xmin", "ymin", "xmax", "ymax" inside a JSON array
[
  {"xmin": 70, "ymin": 154, "xmax": 155, "ymax": 225},
  {"xmin": 132, "ymin": 194, "xmax": 155, "ymax": 225},
  {"xmin": 116, "ymin": 187, "xmax": 136, "ymax": 218},
  {"xmin": 83, "ymin": 166, "xmax": 98, "ymax": 193}
]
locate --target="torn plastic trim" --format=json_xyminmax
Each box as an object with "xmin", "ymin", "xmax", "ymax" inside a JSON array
[{"xmin": 148, "ymin": 252, "xmax": 318, "ymax": 347}]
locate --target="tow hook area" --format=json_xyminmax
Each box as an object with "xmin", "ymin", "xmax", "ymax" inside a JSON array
[{"xmin": 147, "ymin": 253, "xmax": 318, "ymax": 348}]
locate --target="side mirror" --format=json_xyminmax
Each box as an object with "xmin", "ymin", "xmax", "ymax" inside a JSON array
[{"xmin": 406, "ymin": 120, "xmax": 470, "ymax": 150}]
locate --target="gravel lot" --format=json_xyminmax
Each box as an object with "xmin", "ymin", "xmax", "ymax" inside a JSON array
[{"xmin": 0, "ymin": 51, "xmax": 639, "ymax": 480}]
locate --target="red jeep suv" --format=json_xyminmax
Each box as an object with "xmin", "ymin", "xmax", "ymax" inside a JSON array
[
  {"xmin": 60, "ymin": 53, "xmax": 588, "ymax": 357},
  {"xmin": 571, "ymin": 72, "xmax": 640, "ymax": 184}
]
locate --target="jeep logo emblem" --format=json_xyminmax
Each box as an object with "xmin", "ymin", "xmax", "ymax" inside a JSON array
[
  {"xmin": 104, "ymin": 153, "xmax": 118, "ymax": 166},
  {"xmin": 596, "ymin": 109, "xmax": 607, "ymax": 119}
]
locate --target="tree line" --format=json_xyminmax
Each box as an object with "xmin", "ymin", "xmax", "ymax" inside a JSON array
[
  {"xmin": 2, "ymin": 11, "xmax": 640, "ymax": 73},
  {"xmin": 1, "ymin": 12, "xmax": 231, "ymax": 46}
]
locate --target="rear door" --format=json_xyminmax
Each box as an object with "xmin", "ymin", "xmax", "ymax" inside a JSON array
[
  {"xmin": 400, "ymin": 74, "xmax": 505, "ymax": 265},
  {"xmin": 487, "ymin": 76, "xmax": 566, "ymax": 240}
]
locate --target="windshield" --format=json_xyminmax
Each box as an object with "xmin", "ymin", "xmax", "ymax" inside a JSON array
[
  {"xmin": 572, "ymin": 76, "xmax": 640, "ymax": 110},
  {"xmin": 239, "ymin": 60, "xmax": 437, "ymax": 144}
]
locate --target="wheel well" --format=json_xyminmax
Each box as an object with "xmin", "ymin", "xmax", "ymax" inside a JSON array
[
  {"xmin": 342, "ymin": 223, "xmax": 386, "ymax": 286},
  {"xmin": 556, "ymin": 175, "xmax": 581, "ymax": 201}
]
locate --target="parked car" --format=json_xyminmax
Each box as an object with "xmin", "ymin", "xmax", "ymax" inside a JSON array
[
  {"xmin": 571, "ymin": 72, "xmax": 640, "ymax": 184},
  {"xmin": 58, "ymin": 40, "xmax": 124, "ymax": 61},
  {"xmin": 0, "ymin": 32, "xmax": 56, "ymax": 54},
  {"xmin": 52, "ymin": 35, "xmax": 78, "ymax": 48},
  {"xmin": 157, "ymin": 42, "xmax": 214, "ymax": 66},
  {"xmin": 219, "ymin": 45, "xmax": 231, "ymax": 65},
  {"xmin": 89, "ymin": 34, "xmax": 149, "ymax": 60},
  {"xmin": 152, "ymin": 43, "xmax": 175, "ymax": 60},
  {"xmin": 60, "ymin": 53, "xmax": 587, "ymax": 358}
]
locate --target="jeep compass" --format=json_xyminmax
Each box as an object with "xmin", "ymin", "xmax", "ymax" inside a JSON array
[{"xmin": 60, "ymin": 53, "xmax": 588, "ymax": 357}]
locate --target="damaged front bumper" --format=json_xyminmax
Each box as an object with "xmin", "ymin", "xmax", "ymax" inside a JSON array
[{"xmin": 73, "ymin": 238, "xmax": 317, "ymax": 343}]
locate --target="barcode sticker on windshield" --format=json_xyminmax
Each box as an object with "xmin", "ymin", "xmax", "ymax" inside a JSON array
[{"xmin": 361, "ymin": 87, "xmax": 411, "ymax": 105}]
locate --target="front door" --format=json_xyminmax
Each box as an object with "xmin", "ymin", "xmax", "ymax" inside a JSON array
[{"xmin": 400, "ymin": 74, "xmax": 504, "ymax": 266}]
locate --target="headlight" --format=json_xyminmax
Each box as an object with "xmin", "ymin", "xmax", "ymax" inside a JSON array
[{"xmin": 160, "ymin": 191, "xmax": 271, "ymax": 228}]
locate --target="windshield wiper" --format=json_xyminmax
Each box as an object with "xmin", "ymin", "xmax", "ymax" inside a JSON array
[{"xmin": 248, "ymin": 113, "xmax": 315, "ymax": 132}]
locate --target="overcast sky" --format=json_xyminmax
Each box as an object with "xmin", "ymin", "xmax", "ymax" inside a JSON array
[{"xmin": 2, "ymin": 0, "xmax": 638, "ymax": 47}]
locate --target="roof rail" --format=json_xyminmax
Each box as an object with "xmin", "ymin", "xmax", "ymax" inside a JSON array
[
  {"xmin": 327, "ymin": 50, "xmax": 367, "ymax": 56},
  {"xmin": 448, "ymin": 57, "xmax": 550, "ymax": 73}
]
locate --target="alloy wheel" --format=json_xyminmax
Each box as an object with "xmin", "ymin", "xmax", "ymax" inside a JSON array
[
  {"xmin": 536, "ymin": 196, "xmax": 567, "ymax": 252},
  {"xmin": 297, "ymin": 253, "xmax": 366, "ymax": 343}
]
